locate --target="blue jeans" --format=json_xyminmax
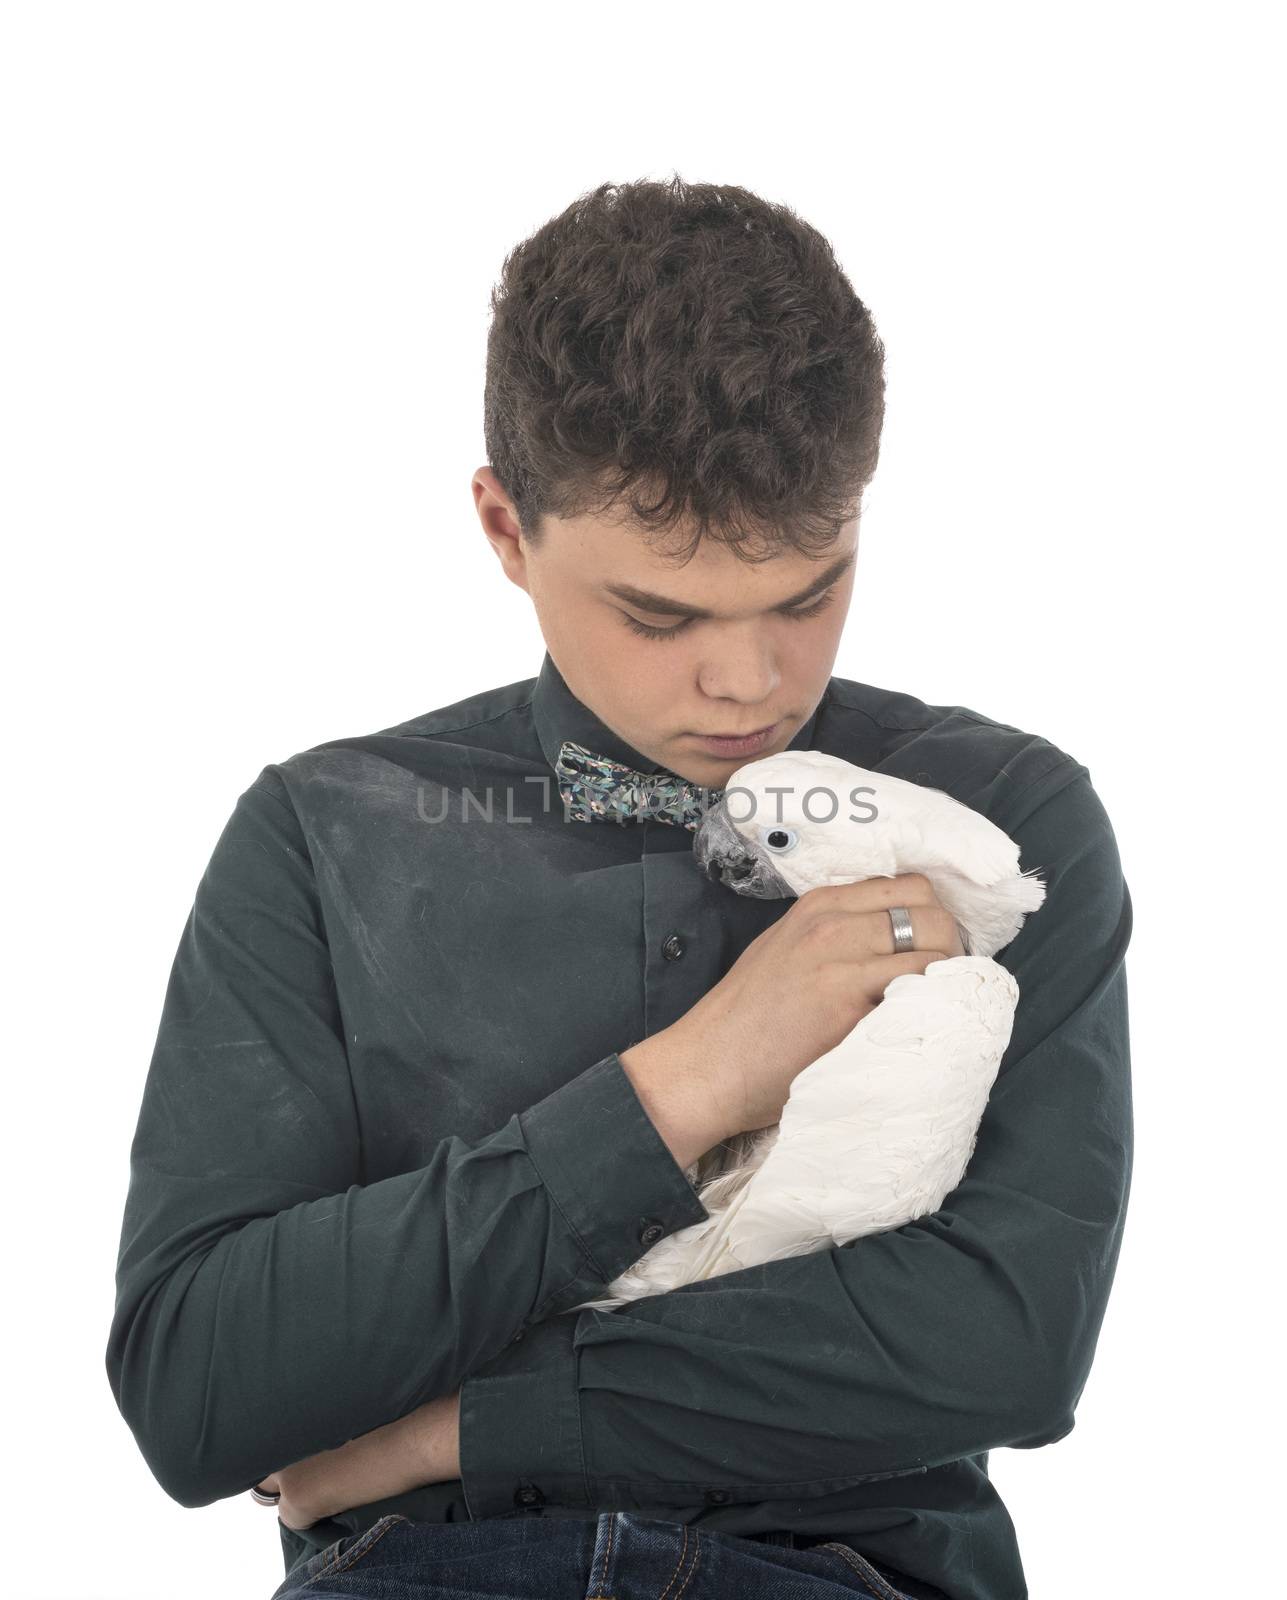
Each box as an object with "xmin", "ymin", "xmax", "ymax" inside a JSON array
[{"xmin": 268, "ymin": 1511, "xmax": 937, "ymax": 1599}]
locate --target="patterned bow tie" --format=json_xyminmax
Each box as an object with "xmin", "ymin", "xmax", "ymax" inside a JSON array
[{"xmin": 555, "ymin": 739, "xmax": 724, "ymax": 831}]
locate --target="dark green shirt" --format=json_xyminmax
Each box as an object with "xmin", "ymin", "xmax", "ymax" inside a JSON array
[{"xmin": 106, "ymin": 650, "xmax": 1133, "ymax": 1600}]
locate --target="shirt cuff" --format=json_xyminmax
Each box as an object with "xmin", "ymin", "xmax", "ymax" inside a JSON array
[
  {"xmin": 458, "ymin": 1308, "xmax": 588, "ymax": 1518},
  {"xmin": 519, "ymin": 1050, "xmax": 710, "ymax": 1290}
]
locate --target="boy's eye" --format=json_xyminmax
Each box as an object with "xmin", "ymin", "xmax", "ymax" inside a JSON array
[
  {"xmin": 621, "ymin": 614, "xmax": 690, "ymax": 640},
  {"xmin": 620, "ymin": 586, "xmax": 838, "ymax": 642}
]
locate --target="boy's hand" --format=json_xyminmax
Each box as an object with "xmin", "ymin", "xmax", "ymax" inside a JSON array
[
  {"xmin": 254, "ymin": 1389, "xmax": 462, "ymax": 1530},
  {"xmin": 651, "ymin": 872, "xmax": 966, "ymax": 1138}
]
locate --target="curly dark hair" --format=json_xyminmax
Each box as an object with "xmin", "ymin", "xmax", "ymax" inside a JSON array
[{"xmin": 482, "ymin": 174, "xmax": 886, "ymax": 567}]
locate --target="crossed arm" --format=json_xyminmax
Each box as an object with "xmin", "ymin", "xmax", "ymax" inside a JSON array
[{"xmin": 110, "ymin": 761, "xmax": 1130, "ymax": 1536}]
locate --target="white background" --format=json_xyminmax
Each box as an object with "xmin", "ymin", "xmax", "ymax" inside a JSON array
[{"xmin": 4, "ymin": 3, "xmax": 1282, "ymax": 1596}]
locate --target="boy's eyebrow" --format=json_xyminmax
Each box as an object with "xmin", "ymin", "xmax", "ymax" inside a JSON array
[{"xmin": 603, "ymin": 551, "xmax": 856, "ymax": 619}]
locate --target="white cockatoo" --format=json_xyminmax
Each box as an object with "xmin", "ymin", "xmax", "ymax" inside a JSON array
[{"xmin": 568, "ymin": 749, "xmax": 1047, "ymax": 1314}]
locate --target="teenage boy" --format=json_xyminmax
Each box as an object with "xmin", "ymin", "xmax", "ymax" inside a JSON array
[{"xmin": 107, "ymin": 178, "xmax": 1132, "ymax": 1600}]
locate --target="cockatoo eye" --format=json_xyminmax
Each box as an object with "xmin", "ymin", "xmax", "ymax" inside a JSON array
[{"xmin": 760, "ymin": 826, "xmax": 798, "ymax": 853}]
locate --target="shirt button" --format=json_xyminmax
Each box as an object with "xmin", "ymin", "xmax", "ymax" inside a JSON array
[
  {"xmin": 639, "ymin": 1219, "xmax": 665, "ymax": 1246},
  {"xmin": 704, "ymin": 1488, "xmax": 731, "ymax": 1505},
  {"xmin": 662, "ymin": 933, "xmax": 685, "ymax": 961},
  {"xmin": 514, "ymin": 1484, "xmax": 544, "ymax": 1508}
]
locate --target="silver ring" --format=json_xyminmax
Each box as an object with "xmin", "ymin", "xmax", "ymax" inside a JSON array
[
  {"xmin": 887, "ymin": 905, "xmax": 915, "ymax": 953},
  {"xmin": 250, "ymin": 1482, "xmax": 282, "ymax": 1506}
]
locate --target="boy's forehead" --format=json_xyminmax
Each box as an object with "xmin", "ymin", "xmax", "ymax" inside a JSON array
[{"xmin": 544, "ymin": 507, "xmax": 857, "ymax": 607}]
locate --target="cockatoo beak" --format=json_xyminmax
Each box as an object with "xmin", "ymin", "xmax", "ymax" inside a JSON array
[{"xmin": 693, "ymin": 799, "xmax": 796, "ymax": 900}]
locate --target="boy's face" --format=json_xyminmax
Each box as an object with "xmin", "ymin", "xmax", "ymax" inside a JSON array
[{"xmin": 475, "ymin": 467, "xmax": 858, "ymax": 790}]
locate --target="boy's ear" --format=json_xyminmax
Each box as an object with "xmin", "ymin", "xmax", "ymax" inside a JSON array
[{"xmin": 473, "ymin": 466, "xmax": 531, "ymax": 593}]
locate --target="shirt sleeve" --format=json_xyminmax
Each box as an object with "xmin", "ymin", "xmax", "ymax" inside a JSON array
[
  {"xmin": 104, "ymin": 769, "xmax": 709, "ymax": 1509},
  {"xmin": 457, "ymin": 759, "xmax": 1134, "ymax": 1517}
]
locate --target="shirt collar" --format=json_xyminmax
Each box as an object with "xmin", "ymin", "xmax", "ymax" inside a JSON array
[{"xmin": 530, "ymin": 648, "xmax": 833, "ymax": 782}]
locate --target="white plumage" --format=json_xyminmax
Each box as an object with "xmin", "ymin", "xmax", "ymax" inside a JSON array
[{"xmin": 567, "ymin": 750, "xmax": 1047, "ymax": 1314}]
